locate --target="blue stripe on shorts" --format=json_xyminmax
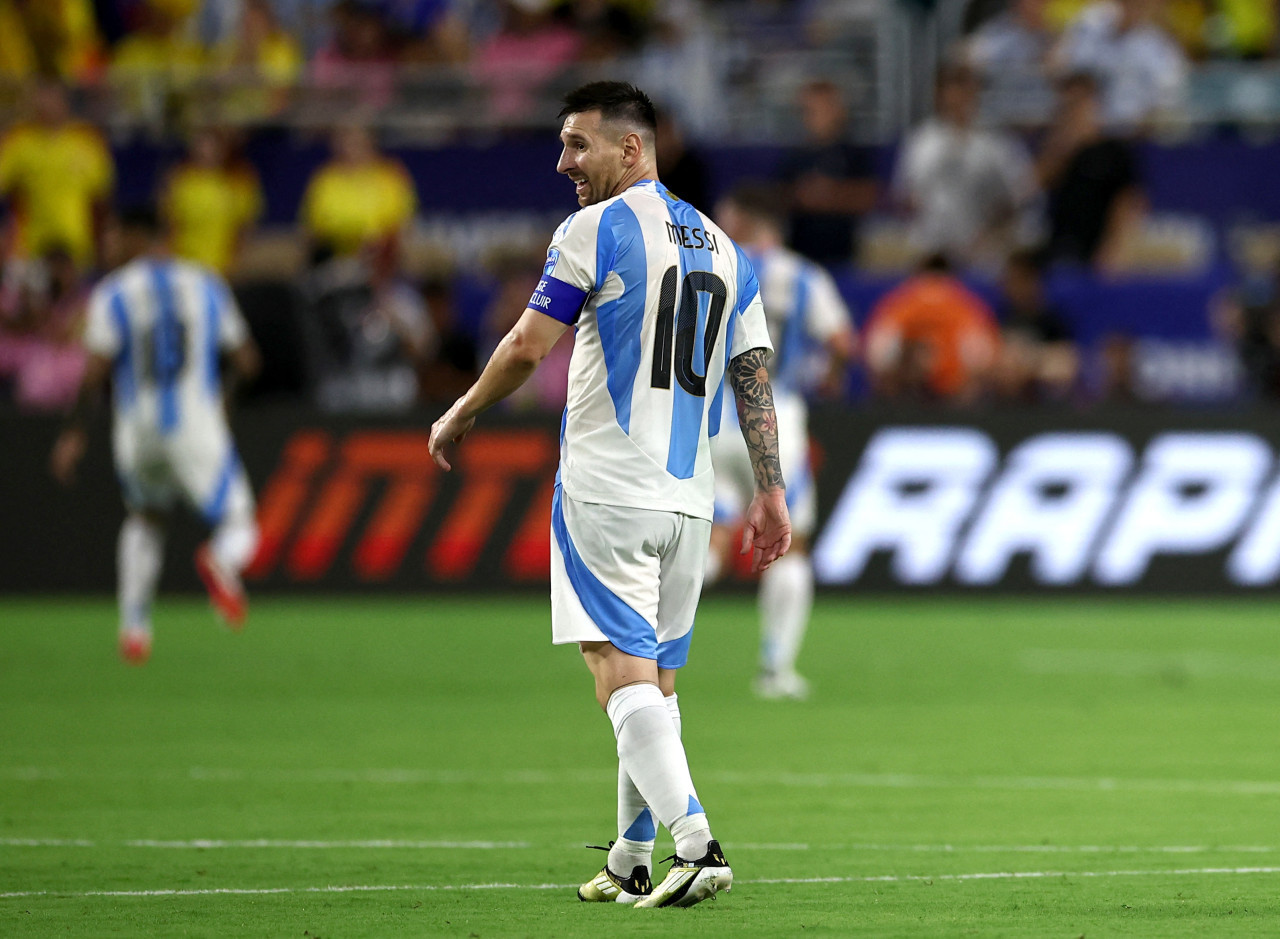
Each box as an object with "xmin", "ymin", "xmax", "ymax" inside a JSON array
[{"xmin": 552, "ymin": 485, "xmax": 656, "ymax": 660}]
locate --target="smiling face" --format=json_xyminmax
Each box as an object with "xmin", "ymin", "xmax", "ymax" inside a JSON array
[{"xmin": 556, "ymin": 110, "xmax": 638, "ymax": 207}]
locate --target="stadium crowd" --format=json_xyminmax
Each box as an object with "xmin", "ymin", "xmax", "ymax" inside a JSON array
[{"xmin": 0, "ymin": 0, "xmax": 1278, "ymax": 413}]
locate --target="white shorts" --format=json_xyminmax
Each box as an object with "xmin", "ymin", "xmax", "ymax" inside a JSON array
[
  {"xmin": 114, "ymin": 423, "xmax": 254, "ymax": 526},
  {"xmin": 550, "ymin": 485, "xmax": 711, "ymax": 669},
  {"xmin": 710, "ymin": 391, "xmax": 816, "ymax": 537}
]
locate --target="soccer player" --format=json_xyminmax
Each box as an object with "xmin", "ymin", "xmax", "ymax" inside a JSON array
[
  {"xmin": 706, "ymin": 183, "xmax": 857, "ymax": 700},
  {"xmin": 428, "ymin": 81, "xmax": 790, "ymax": 908},
  {"xmin": 50, "ymin": 207, "xmax": 261, "ymax": 665}
]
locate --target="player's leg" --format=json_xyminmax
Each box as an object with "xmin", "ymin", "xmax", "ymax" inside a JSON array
[
  {"xmin": 114, "ymin": 440, "xmax": 173, "ymax": 665},
  {"xmin": 181, "ymin": 439, "xmax": 258, "ymax": 630},
  {"xmin": 705, "ymin": 426, "xmax": 752, "ymax": 586},
  {"xmin": 116, "ymin": 507, "xmax": 167, "ymax": 665},
  {"xmin": 757, "ymin": 396, "xmax": 816, "ymax": 699},
  {"xmin": 630, "ymin": 512, "xmax": 731, "ymax": 908},
  {"xmin": 757, "ymin": 534, "xmax": 814, "ymax": 699},
  {"xmin": 551, "ymin": 488, "xmax": 666, "ymax": 903}
]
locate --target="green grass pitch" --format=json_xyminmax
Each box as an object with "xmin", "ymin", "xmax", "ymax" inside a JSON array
[{"xmin": 4, "ymin": 593, "xmax": 1280, "ymax": 937}]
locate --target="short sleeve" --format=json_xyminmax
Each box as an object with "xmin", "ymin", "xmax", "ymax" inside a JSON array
[
  {"xmin": 729, "ymin": 250, "xmax": 773, "ymax": 360},
  {"xmin": 83, "ymin": 283, "xmax": 122, "ymax": 358},
  {"xmin": 804, "ymin": 265, "xmax": 855, "ymax": 344},
  {"xmin": 527, "ymin": 210, "xmax": 599, "ymax": 324},
  {"xmin": 541, "ymin": 210, "xmax": 599, "ymax": 294},
  {"xmin": 211, "ymin": 276, "xmax": 248, "ymax": 350}
]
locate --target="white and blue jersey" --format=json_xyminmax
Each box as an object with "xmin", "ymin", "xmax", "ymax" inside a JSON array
[
  {"xmin": 530, "ymin": 179, "xmax": 772, "ymax": 521},
  {"xmin": 83, "ymin": 256, "xmax": 252, "ymax": 522},
  {"xmin": 745, "ymin": 245, "xmax": 852, "ymax": 400},
  {"xmin": 710, "ymin": 244, "xmax": 853, "ymax": 537}
]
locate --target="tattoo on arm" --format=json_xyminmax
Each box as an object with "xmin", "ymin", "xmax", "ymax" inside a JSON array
[{"xmin": 728, "ymin": 347, "xmax": 785, "ymax": 492}]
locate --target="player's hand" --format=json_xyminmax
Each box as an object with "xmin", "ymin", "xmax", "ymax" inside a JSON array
[
  {"xmin": 50, "ymin": 427, "xmax": 87, "ymax": 487},
  {"xmin": 741, "ymin": 488, "xmax": 792, "ymax": 573},
  {"xmin": 428, "ymin": 401, "xmax": 475, "ymax": 472}
]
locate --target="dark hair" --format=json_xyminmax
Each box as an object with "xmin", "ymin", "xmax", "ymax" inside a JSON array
[
  {"xmin": 117, "ymin": 204, "xmax": 162, "ymax": 234},
  {"xmin": 558, "ymin": 81, "xmax": 657, "ymax": 135},
  {"xmin": 723, "ymin": 181, "xmax": 787, "ymax": 226}
]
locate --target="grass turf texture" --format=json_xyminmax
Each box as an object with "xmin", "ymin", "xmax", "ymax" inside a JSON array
[{"xmin": 3, "ymin": 595, "xmax": 1280, "ymax": 937}]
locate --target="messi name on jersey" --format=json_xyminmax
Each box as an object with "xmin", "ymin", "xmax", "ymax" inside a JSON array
[{"xmin": 665, "ymin": 221, "xmax": 720, "ymax": 254}]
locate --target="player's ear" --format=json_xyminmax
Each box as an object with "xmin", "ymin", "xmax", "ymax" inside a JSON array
[{"xmin": 620, "ymin": 131, "xmax": 642, "ymax": 166}]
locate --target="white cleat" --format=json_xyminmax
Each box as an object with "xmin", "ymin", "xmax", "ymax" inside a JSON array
[
  {"xmin": 578, "ymin": 863, "xmax": 652, "ymax": 904},
  {"xmin": 634, "ymin": 840, "xmax": 732, "ymax": 908},
  {"xmin": 755, "ymin": 670, "xmax": 810, "ymax": 701}
]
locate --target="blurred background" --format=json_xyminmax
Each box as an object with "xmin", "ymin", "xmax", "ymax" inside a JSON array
[{"xmin": 4, "ymin": 0, "xmax": 1280, "ymax": 594}]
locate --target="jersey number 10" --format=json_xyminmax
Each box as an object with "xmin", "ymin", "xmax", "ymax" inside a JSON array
[{"xmin": 650, "ymin": 266, "xmax": 727, "ymax": 397}]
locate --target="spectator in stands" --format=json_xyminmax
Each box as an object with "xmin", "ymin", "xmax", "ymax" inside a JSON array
[
  {"xmin": 655, "ymin": 109, "xmax": 710, "ymax": 211},
  {"xmin": 161, "ymin": 126, "xmax": 263, "ymax": 277},
  {"xmin": 478, "ymin": 244, "xmax": 571, "ymax": 412},
  {"xmin": 311, "ymin": 0, "xmax": 399, "ymax": 111},
  {"xmin": 0, "ymin": 247, "xmax": 89, "ymax": 410},
  {"xmin": 300, "ymin": 123, "xmax": 417, "ymax": 267},
  {"xmin": 555, "ymin": 0, "xmax": 648, "ymax": 61},
  {"xmin": 1052, "ymin": 0, "xmax": 1188, "ymax": 129},
  {"xmin": 0, "ymin": 80, "xmax": 114, "ymax": 271},
  {"xmin": 109, "ymin": 0, "xmax": 205, "ymax": 87},
  {"xmin": 992, "ymin": 247, "xmax": 1080, "ymax": 401},
  {"xmin": 209, "ymin": 0, "xmax": 303, "ymax": 121},
  {"xmin": 963, "ymin": 0, "xmax": 1055, "ymax": 125},
  {"xmin": 1037, "ymin": 71, "xmax": 1145, "ymax": 270},
  {"xmin": 1213, "ymin": 261, "xmax": 1280, "ymax": 399},
  {"xmin": 471, "ymin": 0, "xmax": 581, "ymax": 124},
  {"xmin": 416, "ymin": 272, "xmax": 479, "ymax": 403},
  {"xmin": 384, "ymin": 0, "xmax": 470, "ymax": 64},
  {"xmin": 0, "ymin": 0, "xmax": 103, "ymax": 83},
  {"xmin": 892, "ymin": 62, "xmax": 1041, "ymax": 273},
  {"xmin": 774, "ymin": 78, "xmax": 878, "ymax": 266},
  {"xmin": 862, "ymin": 253, "xmax": 1002, "ymax": 403}
]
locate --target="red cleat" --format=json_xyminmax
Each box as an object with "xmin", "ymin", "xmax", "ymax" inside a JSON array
[
  {"xmin": 195, "ymin": 543, "xmax": 248, "ymax": 631},
  {"xmin": 119, "ymin": 628, "xmax": 151, "ymax": 665}
]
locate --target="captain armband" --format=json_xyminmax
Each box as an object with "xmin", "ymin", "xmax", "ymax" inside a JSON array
[{"xmin": 528, "ymin": 274, "xmax": 588, "ymax": 325}]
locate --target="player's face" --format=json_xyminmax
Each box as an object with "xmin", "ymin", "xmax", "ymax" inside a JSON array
[{"xmin": 557, "ymin": 110, "xmax": 627, "ymax": 207}]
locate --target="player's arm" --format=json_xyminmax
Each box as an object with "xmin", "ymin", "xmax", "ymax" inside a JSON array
[
  {"xmin": 50, "ymin": 351, "xmax": 112, "ymax": 486},
  {"xmin": 428, "ymin": 308, "xmax": 568, "ymax": 470},
  {"xmin": 727, "ymin": 347, "xmax": 791, "ymax": 572},
  {"xmin": 223, "ymin": 336, "xmax": 262, "ymax": 406}
]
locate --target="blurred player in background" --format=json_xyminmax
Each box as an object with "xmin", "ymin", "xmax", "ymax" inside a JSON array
[
  {"xmin": 50, "ymin": 207, "xmax": 261, "ymax": 665},
  {"xmin": 429, "ymin": 81, "xmax": 790, "ymax": 909},
  {"xmin": 708, "ymin": 183, "xmax": 857, "ymax": 700}
]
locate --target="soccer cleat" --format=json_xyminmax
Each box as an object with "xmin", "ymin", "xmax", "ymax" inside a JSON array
[
  {"xmin": 634, "ymin": 840, "xmax": 732, "ymax": 908},
  {"xmin": 118, "ymin": 628, "xmax": 152, "ymax": 666},
  {"xmin": 578, "ymin": 863, "xmax": 652, "ymax": 904},
  {"xmin": 754, "ymin": 669, "xmax": 810, "ymax": 701},
  {"xmin": 195, "ymin": 542, "xmax": 247, "ymax": 631}
]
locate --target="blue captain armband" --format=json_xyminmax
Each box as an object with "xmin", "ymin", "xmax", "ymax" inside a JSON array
[{"xmin": 528, "ymin": 275, "xmax": 588, "ymax": 325}]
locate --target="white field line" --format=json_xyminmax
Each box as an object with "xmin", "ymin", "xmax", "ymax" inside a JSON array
[
  {"xmin": 3, "ymin": 838, "xmax": 1278, "ymax": 856},
  {"xmin": 6, "ymin": 866, "xmax": 1280, "ymax": 900},
  {"xmin": 7, "ymin": 766, "xmax": 1280, "ymax": 796},
  {"xmin": 0, "ymin": 838, "xmax": 527, "ymax": 850}
]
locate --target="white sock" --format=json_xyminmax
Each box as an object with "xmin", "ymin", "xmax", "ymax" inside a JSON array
[
  {"xmin": 607, "ymin": 683, "xmax": 711, "ymax": 862},
  {"xmin": 759, "ymin": 553, "xmax": 813, "ymax": 675},
  {"xmin": 608, "ymin": 692, "xmax": 685, "ymax": 875},
  {"xmin": 211, "ymin": 512, "xmax": 258, "ymax": 574},
  {"xmin": 704, "ymin": 549, "xmax": 724, "ymax": 586},
  {"xmin": 118, "ymin": 515, "xmax": 163, "ymax": 633}
]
